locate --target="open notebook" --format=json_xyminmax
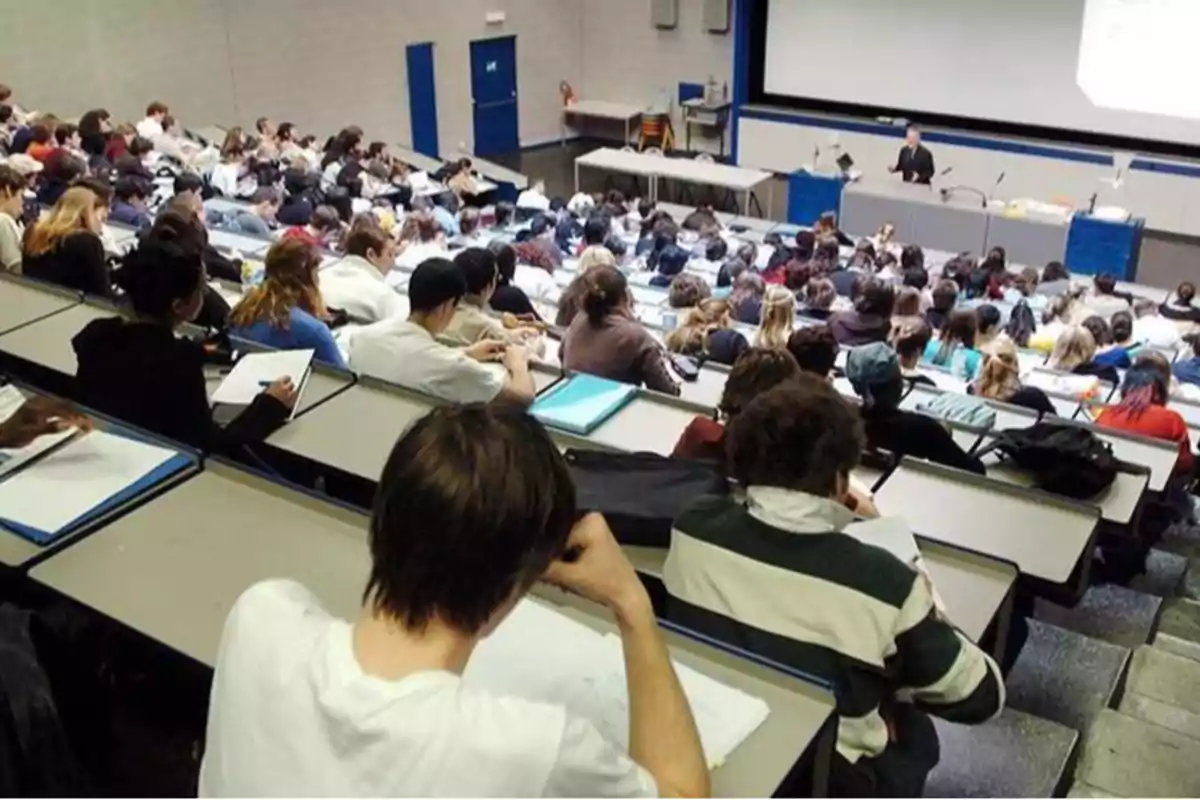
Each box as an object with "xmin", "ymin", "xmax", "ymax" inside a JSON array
[{"xmin": 463, "ymin": 599, "xmax": 770, "ymax": 770}]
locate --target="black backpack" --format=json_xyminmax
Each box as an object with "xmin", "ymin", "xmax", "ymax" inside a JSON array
[
  {"xmin": 976, "ymin": 422, "xmax": 1121, "ymax": 499},
  {"xmin": 564, "ymin": 449, "xmax": 729, "ymax": 547}
]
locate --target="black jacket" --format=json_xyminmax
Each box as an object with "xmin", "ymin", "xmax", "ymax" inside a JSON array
[
  {"xmin": 489, "ymin": 284, "xmax": 541, "ymax": 321},
  {"xmin": 23, "ymin": 232, "xmax": 112, "ymax": 298},
  {"xmin": 862, "ymin": 406, "xmax": 985, "ymax": 475},
  {"xmin": 829, "ymin": 310, "xmax": 890, "ymax": 346},
  {"xmin": 895, "ymin": 144, "xmax": 935, "ymax": 185},
  {"xmin": 72, "ymin": 318, "xmax": 289, "ymax": 455}
]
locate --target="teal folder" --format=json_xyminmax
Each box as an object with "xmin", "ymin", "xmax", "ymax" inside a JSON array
[{"xmin": 531, "ymin": 374, "xmax": 637, "ymax": 435}]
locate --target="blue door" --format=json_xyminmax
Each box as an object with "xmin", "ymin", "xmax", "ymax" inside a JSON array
[
  {"xmin": 406, "ymin": 42, "xmax": 439, "ymax": 158},
  {"xmin": 470, "ymin": 36, "xmax": 519, "ymax": 157}
]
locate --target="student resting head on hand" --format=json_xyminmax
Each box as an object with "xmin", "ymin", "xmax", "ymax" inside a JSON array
[{"xmin": 201, "ymin": 404, "xmax": 709, "ymax": 797}]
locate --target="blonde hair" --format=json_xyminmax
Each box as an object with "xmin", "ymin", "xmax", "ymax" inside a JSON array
[
  {"xmin": 665, "ymin": 299, "xmax": 732, "ymax": 356},
  {"xmin": 976, "ymin": 338, "xmax": 1022, "ymax": 401},
  {"xmin": 23, "ymin": 187, "xmax": 102, "ymax": 257},
  {"xmin": 578, "ymin": 245, "xmax": 616, "ymax": 274},
  {"xmin": 1049, "ymin": 325, "xmax": 1096, "ymax": 371},
  {"xmin": 230, "ymin": 238, "xmax": 327, "ymax": 330},
  {"xmin": 755, "ymin": 286, "xmax": 795, "ymax": 350}
]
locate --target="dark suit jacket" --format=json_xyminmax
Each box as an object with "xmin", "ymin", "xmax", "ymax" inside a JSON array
[{"xmin": 896, "ymin": 144, "xmax": 935, "ymax": 184}]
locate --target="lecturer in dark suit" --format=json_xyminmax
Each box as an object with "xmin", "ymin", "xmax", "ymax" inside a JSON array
[{"xmin": 889, "ymin": 125, "xmax": 936, "ymax": 185}]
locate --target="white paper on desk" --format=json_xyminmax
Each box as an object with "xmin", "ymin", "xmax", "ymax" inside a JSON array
[
  {"xmin": 463, "ymin": 599, "xmax": 770, "ymax": 769},
  {"xmin": 0, "ymin": 431, "xmax": 177, "ymax": 533},
  {"xmin": 844, "ymin": 517, "xmax": 948, "ymax": 615},
  {"xmin": 211, "ymin": 350, "xmax": 314, "ymax": 416}
]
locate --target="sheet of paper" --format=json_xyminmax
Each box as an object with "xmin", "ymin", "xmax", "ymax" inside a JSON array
[
  {"xmin": 0, "ymin": 385, "xmax": 26, "ymax": 423},
  {"xmin": 211, "ymin": 349, "xmax": 314, "ymax": 407},
  {"xmin": 463, "ymin": 599, "xmax": 770, "ymax": 770},
  {"xmin": 0, "ymin": 431, "xmax": 178, "ymax": 533}
]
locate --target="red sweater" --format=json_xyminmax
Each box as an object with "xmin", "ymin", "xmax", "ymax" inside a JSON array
[{"xmin": 1096, "ymin": 404, "xmax": 1195, "ymax": 474}]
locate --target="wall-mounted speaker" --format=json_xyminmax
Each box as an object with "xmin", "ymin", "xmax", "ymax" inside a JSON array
[{"xmin": 651, "ymin": 0, "xmax": 679, "ymax": 29}]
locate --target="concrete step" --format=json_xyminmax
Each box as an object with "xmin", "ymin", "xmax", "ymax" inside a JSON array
[
  {"xmin": 1035, "ymin": 584, "xmax": 1161, "ymax": 649},
  {"xmin": 1075, "ymin": 709, "xmax": 1200, "ymax": 797},
  {"xmin": 1066, "ymin": 782, "xmax": 1121, "ymax": 798},
  {"xmin": 1152, "ymin": 632, "xmax": 1200, "ymax": 663},
  {"xmin": 1006, "ymin": 620, "xmax": 1129, "ymax": 733},
  {"xmin": 1128, "ymin": 548, "xmax": 1187, "ymax": 598},
  {"xmin": 1118, "ymin": 691, "xmax": 1200, "ymax": 740},
  {"xmin": 1123, "ymin": 645, "xmax": 1200, "ymax": 717},
  {"xmin": 925, "ymin": 709, "xmax": 1077, "ymax": 798},
  {"xmin": 1160, "ymin": 522, "xmax": 1200, "ymax": 562}
]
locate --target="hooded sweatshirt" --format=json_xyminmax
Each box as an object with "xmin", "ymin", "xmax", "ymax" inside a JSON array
[{"xmin": 72, "ymin": 318, "xmax": 288, "ymax": 454}]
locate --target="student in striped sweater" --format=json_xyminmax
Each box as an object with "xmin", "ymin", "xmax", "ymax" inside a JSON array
[{"xmin": 663, "ymin": 375, "xmax": 1004, "ymax": 797}]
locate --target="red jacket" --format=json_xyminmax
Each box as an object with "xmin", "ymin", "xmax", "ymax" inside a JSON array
[
  {"xmin": 672, "ymin": 416, "xmax": 726, "ymax": 462},
  {"xmin": 1097, "ymin": 404, "xmax": 1195, "ymax": 474}
]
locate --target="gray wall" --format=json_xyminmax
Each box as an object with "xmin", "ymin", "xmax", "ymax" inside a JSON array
[{"xmin": 0, "ymin": 0, "xmax": 583, "ymax": 153}]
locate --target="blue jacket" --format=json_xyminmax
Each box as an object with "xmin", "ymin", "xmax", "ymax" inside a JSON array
[
  {"xmin": 230, "ymin": 307, "xmax": 347, "ymax": 369},
  {"xmin": 109, "ymin": 200, "xmax": 153, "ymax": 231}
]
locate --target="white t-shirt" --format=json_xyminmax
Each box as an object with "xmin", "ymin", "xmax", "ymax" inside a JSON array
[
  {"xmin": 517, "ymin": 189, "xmax": 551, "ymax": 211},
  {"xmin": 200, "ymin": 580, "xmax": 656, "ymax": 798},
  {"xmin": 514, "ymin": 264, "xmax": 558, "ymax": 301},
  {"xmin": 320, "ymin": 255, "xmax": 408, "ymax": 324},
  {"xmin": 1134, "ymin": 314, "xmax": 1184, "ymax": 350},
  {"xmin": 136, "ymin": 116, "xmax": 164, "ymax": 140},
  {"xmin": 394, "ymin": 240, "xmax": 451, "ymax": 273},
  {"xmin": 346, "ymin": 318, "xmax": 506, "ymax": 404}
]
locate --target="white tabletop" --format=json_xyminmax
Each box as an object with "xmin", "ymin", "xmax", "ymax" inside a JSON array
[
  {"xmin": 874, "ymin": 459, "xmax": 1099, "ymax": 584},
  {"xmin": 31, "ymin": 463, "xmax": 836, "ymax": 797},
  {"xmin": 0, "ymin": 303, "xmax": 115, "ymax": 376},
  {"xmin": 576, "ymin": 148, "xmax": 663, "ymax": 178},
  {"xmin": 576, "ymin": 148, "xmax": 772, "ymax": 192},
  {"xmin": 0, "ymin": 279, "xmax": 81, "ymax": 336},
  {"xmin": 393, "ymin": 145, "xmax": 445, "ymax": 174},
  {"xmin": 582, "ymin": 395, "xmax": 701, "ymax": 458},
  {"xmin": 564, "ymin": 100, "xmax": 645, "ymax": 121}
]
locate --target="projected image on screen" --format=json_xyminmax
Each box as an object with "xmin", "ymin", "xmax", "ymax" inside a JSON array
[
  {"xmin": 1077, "ymin": 0, "xmax": 1200, "ymax": 120},
  {"xmin": 760, "ymin": 0, "xmax": 1200, "ymax": 149}
]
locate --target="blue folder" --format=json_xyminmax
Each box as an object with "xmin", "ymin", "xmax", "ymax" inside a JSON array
[
  {"xmin": 0, "ymin": 448, "xmax": 193, "ymax": 546},
  {"xmin": 531, "ymin": 374, "xmax": 637, "ymax": 435}
]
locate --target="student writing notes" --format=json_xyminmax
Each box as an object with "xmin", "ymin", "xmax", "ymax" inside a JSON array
[
  {"xmin": 347, "ymin": 258, "xmax": 536, "ymax": 406},
  {"xmin": 664, "ymin": 377, "xmax": 1003, "ymax": 797},
  {"xmin": 229, "ymin": 238, "xmax": 348, "ymax": 369},
  {"xmin": 72, "ymin": 216, "xmax": 296, "ymax": 454},
  {"xmin": 200, "ymin": 406, "xmax": 708, "ymax": 798}
]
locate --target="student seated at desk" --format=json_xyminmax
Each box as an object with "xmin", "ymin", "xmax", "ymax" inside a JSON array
[
  {"xmin": 516, "ymin": 178, "xmax": 551, "ymax": 213},
  {"xmin": 443, "ymin": 247, "xmax": 542, "ymax": 352},
  {"xmin": 974, "ymin": 339, "xmax": 1056, "ymax": 416},
  {"xmin": 114, "ymin": 136, "xmax": 155, "ymax": 185},
  {"xmin": 561, "ymin": 265, "xmax": 679, "ymax": 396},
  {"xmin": 663, "ymin": 377, "xmax": 1003, "ymax": 798},
  {"xmin": 22, "ymin": 186, "xmax": 112, "ymax": 297},
  {"xmin": 649, "ymin": 244, "xmax": 691, "ymax": 290},
  {"xmin": 666, "ymin": 273, "xmax": 711, "ymax": 311},
  {"xmin": 813, "ymin": 210, "xmax": 854, "ymax": 248},
  {"xmin": 319, "ymin": 226, "xmax": 404, "ymax": 324},
  {"xmin": 830, "ymin": 279, "xmax": 894, "ymax": 347},
  {"xmin": 848, "ymin": 343, "xmax": 986, "ymax": 475},
  {"xmin": 1084, "ymin": 314, "xmax": 1131, "ymax": 371},
  {"xmin": 109, "ymin": 178, "xmax": 153, "ymax": 231},
  {"xmin": 35, "ymin": 149, "xmax": 85, "ymax": 207},
  {"xmin": 923, "ymin": 310, "xmax": 983, "ymax": 381},
  {"xmin": 1161, "ymin": 281, "xmax": 1200, "ymax": 324},
  {"xmin": 1003, "ymin": 266, "xmax": 1049, "ymax": 316},
  {"xmin": 202, "ymin": 406, "xmax": 707, "ymax": 797},
  {"xmin": 924, "ymin": 280, "xmax": 957, "ymax": 333},
  {"xmin": 1029, "ymin": 293, "xmax": 1076, "ymax": 354},
  {"xmin": 73, "ymin": 227, "xmax": 295, "ymax": 453},
  {"xmin": 1083, "ymin": 272, "xmax": 1131, "ymax": 321},
  {"xmin": 1048, "ymin": 325, "xmax": 1119, "ymax": 385},
  {"xmin": 229, "ymin": 239, "xmax": 347, "ymax": 369},
  {"xmin": 1133, "ymin": 297, "xmax": 1185, "ymax": 352},
  {"xmin": 282, "ymin": 205, "xmax": 341, "ymax": 251},
  {"xmin": 0, "ymin": 164, "xmax": 25, "ymax": 272},
  {"xmin": 890, "ymin": 287, "xmax": 924, "ymax": 340},
  {"xmin": 894, "ymin": 321, "xmax": 936, "ymax": 386},
  {"xmin": 347, "ymin": 258, "xmax": 535, "ymax": 406},
  {"xmin": 1097, "ymin": 368, "xmax": 1194, "ymax": 477},
  {"xmin": 786, "ymin": 325, "xmax": 838, "ymax": 381},
  {"xmin": 729, "ymin": 271, "xmax": 765, "ymax": 326},
  {"xmin": 755, "ymin": 285, "xmax": 795, "ymax": 350},
  {"xmin": 664, "ymin": 299, "xmax": 748, "ymax": 366},
  {"xmin": 160, "ymin": 191, "xmax": 244, "ymax": 285},
  {"xmin": 486, "ymin": 241, "xmax": 542, "ymax": 321},
  {"xmin": 556, "ymin": 246, "xmax": 617, "ymax": 327}
]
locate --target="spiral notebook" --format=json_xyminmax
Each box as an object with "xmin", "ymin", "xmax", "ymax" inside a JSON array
[{"xmin": 530, "ymin": 374, "xmax": 637, "ymax": 435}]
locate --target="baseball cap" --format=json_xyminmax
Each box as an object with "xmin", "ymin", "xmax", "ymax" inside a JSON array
[
  {"xmin": 845, "ymin": 342, "xmax": 901, "ymax": 404},
  {"xmin": 3, "ymin": 153, "xmax": 43, "ymax": 176}
]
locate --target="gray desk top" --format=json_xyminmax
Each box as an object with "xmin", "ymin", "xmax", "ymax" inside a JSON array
[
  {"xmin": 0, "ymin": 280, "xmax": 80, "ymax": 336},
  {"xmin": 33, "ymin": 464, "xmax": 835, "ymax": 796},
  {"xmin": 586, "ymin": 395, "xmax": 703, "ymax": 457},
  {"xmin": 0, "ymin": 303, "xmax": 115, "ymax": 375},
  {"xmin": 623, "ymin": 538, "xmax": 1015, "ymax": 646},
  {"xmin": 266, "ymin": 381, "xmax": 434, "ymax": 481},
  {"xmin": 874, "ymin": 459, "xmax": 1099, "ymax": 584}
]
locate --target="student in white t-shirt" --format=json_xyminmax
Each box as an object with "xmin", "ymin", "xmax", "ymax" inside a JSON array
[
  {"xmin": 517, "ymin": 179, "xmax": 551, "ymax": 212},
  {"xmin": 200, "ymin": 405, "xmax": 709, "ymax": 798},
  {"xmin": 349, "ymin": 257, "xmax": 536, "ymax": 405},
  {"xmin": 320, "ymin": 226, "xmax": 405, "ymax": 323},
  {"xmin": 136, "ymin": 100, "xmax": 169, "ymax": 140}
]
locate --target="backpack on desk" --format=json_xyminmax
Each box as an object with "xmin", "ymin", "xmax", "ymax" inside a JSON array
[
  {"xmin": 564, "ymin": 449, "xmax": 729, "ymax": 547},
  {"xmin": 976, "ymin": 422, "xmax": 1121, "ymax": 499}
]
